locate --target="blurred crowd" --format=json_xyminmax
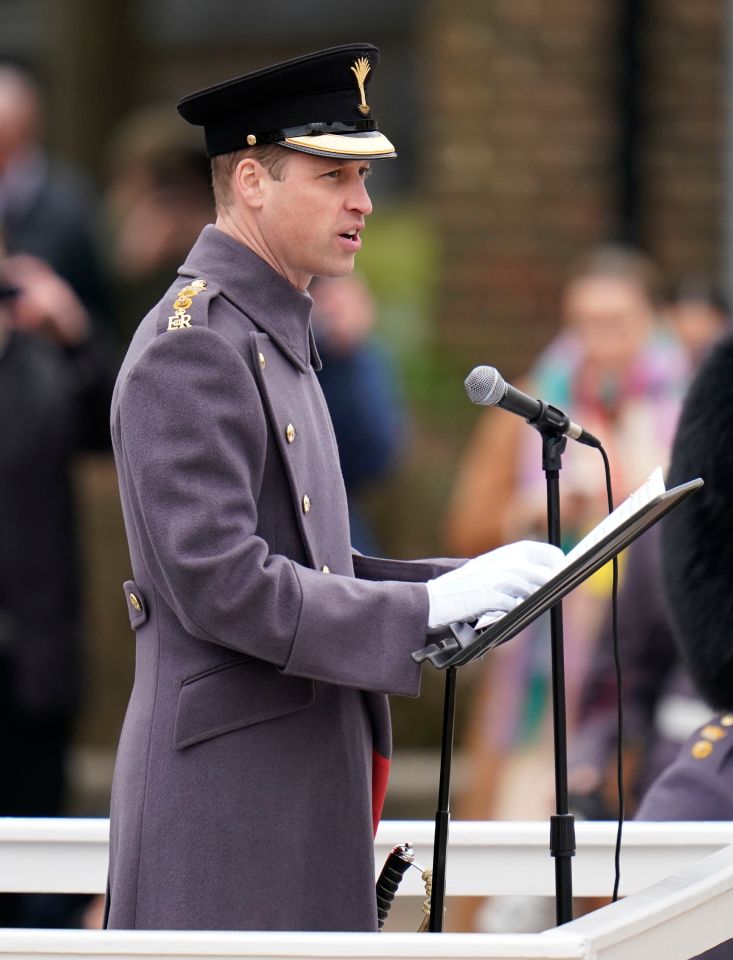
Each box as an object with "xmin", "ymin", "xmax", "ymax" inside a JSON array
[
  {"xmin": 2, "ymin": 57, "xmax": 733, "ymax": 934},
  {"xmin": 443, "ymin": 248, "xmax": 730, "ymax": 934}
]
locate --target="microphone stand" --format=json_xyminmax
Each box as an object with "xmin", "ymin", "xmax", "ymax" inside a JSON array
[
  {"xmin": 426, "ymin": 408, "xmax": 577, "ymax": 932},
  {"xmin": 428, "ymin": 427, "xmax": 575, "ymax": 932},
  {"xmin": 416, "ymin": 413, "xmax": 701, "ymax": 932},
  {"xmin": 428, "ymin": 664, "xmax": 457, "ymax": 932},
  {"xmin": 542, "ymin": 429, "xmax": 575, "ymax": 925}
]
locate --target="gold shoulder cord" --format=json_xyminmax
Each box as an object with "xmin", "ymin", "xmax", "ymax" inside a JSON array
[
  {"xmin": 417, "ymin": 867, "xmax": 432, "ymax": 932},
  {"xmin": 168, "ymin": 278, "xmax": 207, "ymax": 331}
]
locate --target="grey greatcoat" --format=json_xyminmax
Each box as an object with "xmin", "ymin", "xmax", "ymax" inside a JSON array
[{"xmin": 106, "ymin": 225, "xmax": 455, "ymax": 932}]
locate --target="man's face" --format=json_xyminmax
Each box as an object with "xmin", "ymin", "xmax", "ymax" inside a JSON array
[{"xmin": 257, "ymin": 151, "xmax": 373, "ymax": 289}]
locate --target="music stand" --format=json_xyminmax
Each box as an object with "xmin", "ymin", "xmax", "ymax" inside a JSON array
[{"xmin": 412, "ymin": 477, "xmax": 703, "ymax": 932}]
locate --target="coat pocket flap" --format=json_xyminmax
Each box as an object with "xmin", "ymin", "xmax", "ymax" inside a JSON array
[
  {"xmin": 123, "ymin": 580, "xmax": 148, "ymax": 629},
  {"xmin": 174, "ymin": 657, "xmax": 315, "ymax": 750}
]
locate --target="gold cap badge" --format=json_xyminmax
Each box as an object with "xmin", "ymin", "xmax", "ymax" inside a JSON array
[{"xmin": 351, "ymin": 56, "xmax": 371, "ymax": 116}]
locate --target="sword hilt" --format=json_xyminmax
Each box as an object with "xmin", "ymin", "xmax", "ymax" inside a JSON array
[{"xmin": 375, "ymin": 843, "xmax": 414, "ymax": 930}]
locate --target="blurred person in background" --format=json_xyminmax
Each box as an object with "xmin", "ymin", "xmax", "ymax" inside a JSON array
[
  {"xmin": 567, "ymin": 277, "xmax": 730, "ymax": 821},
  {"xmin": 666, "ymin": 276, "xmax": 730, "ymax": 367},
  {"xmin": 0, "ymin": 252, "xmax": 115, "ymax": 928},
  {"xmin": 0, "ymin": 61, "xmax": 111, "ymax": 321},
  {"xmin": 445, "ymin": 246, "xmax": 688, "ymax": 560},
  {"xmin": 310, "ymin": 273, "xmax": 403, "ymax": 554},
  {"xmin": 567, "ymin": 524, "xmax": 708, "ymax": 820},
  {"xmin": 444, "ymin": 246, "xmax": 689, "ymax": 931},
  {"xmin": 104, "ymin": 105, "xmax": 214, "ymax": 342}
]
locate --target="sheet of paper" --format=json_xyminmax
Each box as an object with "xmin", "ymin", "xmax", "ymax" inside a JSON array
[
  {"xmin": 474, "ymin": 466, "xmax": 666, "ymax": 631},
  {"xmin": 561, "ymin": 465, "xmax": 665, "ymax": 568}
]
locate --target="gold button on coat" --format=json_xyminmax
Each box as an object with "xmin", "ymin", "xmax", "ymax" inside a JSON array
[
  {"xmin": 321, "ymin": 564, "xmax": 330, "ymax": 574},
  {"xmin": 302, "ymin": 494, "xmax": 311, "ymax": 514},
  {"xmin": 285, "ymin": 423, "xmax": 296, "ymax": 443},
  {"xmin": 692, "ymin": 740, "xmax": 713, "ymax": 759},
  {"xmin": 258, "ymin": 352, "xmax": 266, "ymax": 369},
  {"xmin": 129, "ymin": 593, "xmax": 142, "ymax": 612},
  {"xmin": 702, "ymin": 724, "xmax": 726, "ymax": 742}
]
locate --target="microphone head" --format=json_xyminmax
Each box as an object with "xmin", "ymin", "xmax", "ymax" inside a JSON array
[{"xmin": 464, "ymin": 365, "xmax": 506, "ymax": 406}]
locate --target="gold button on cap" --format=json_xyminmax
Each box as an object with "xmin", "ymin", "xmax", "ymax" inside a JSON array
[
  {"xmin": 286, "ymin": 423, "xmax": 296, "ymax": 443},
  {"xmin": 258, "ymin": 352, "xmax": 266, "ymax": 369},
  {"xmin": 247, "ymin": 134, "xmax": 257, "ymax": 146},
  {"xmin": 129, "ymin": 593, "xmax": 142, "ymax": 612},
  {"xmin": 692, "ymin": 740, "xmax": 714, "ymax": 759},
  {"xmin": 302, "ymin": 494, "xmax": 311, "ymax": 514},
  {"xmin": 322, "ymin": 564, "xmax": 330, "ymax": 574}
]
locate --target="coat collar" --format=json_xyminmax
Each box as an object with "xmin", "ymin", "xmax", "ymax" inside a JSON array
[{"xmin": 178, "ymin": 224, "xmax": 321, "ymax": 372}]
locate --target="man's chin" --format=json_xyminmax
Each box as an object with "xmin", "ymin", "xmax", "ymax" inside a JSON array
[{"xmin": 313, "ymin": 261, "xmax": 356, "ymax": 280}]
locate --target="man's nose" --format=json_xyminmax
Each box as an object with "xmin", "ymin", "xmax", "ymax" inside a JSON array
[{"xmin": 348, "ymin": 178, "xmax": 373, "ymax": 216}]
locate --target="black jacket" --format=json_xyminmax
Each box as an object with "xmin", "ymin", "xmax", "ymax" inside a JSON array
[
  {"xmin": 661, "ymin": 333, "xmax": 733, "ymax": 710},
  {"xmin": 0, "ymin": 329, "xmax": 114, "ymax": 714}
]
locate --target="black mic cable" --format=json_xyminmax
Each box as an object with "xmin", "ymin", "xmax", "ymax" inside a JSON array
[{"xmin": 597, "ymin": 445, "xmax": 624, "ymax": 902}]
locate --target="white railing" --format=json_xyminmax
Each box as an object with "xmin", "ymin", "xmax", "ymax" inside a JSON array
[
  {"xmin": 1, "ymin": 818, "xmax": 733, "ymax": 959},
  {"xmin": 3, "ymin": 817, "xmax": 733, "ymax": 897}
]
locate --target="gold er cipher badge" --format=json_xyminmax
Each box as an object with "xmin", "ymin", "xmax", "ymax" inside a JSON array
[
  {"xmin": 168, "ymin": 278, "xmax": 206, "ymax": 330},
  {"xmin": 351, "ymin": 57, "xmax": 371, "ymax": 116}
]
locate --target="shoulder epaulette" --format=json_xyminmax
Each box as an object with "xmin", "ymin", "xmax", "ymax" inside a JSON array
[{"xmin": 157, "ymin": 277, "xmax": 216, "ymax": 336}]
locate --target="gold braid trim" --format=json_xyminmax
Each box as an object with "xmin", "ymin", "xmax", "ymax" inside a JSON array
[
  {"xmin": 167, "ymin": 278, "xmax": 207, "ymax": 331},
  {"xmin": 417, "ymin": 868, "xmax": 432, "ymax": 933}
]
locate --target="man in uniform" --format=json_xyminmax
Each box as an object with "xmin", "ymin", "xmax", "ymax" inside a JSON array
[
  {"xmin": 634, "ymin": 331, "xmax": 733, "ymax": 958},
  {"xmin": 106, "ymin": 43, "xmax": 563, "ymax": 932}
]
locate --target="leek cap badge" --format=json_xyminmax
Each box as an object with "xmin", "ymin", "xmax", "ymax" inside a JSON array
[{"xmin": 351, "ymin": 56, "xmax": 371, "ymax": 116}]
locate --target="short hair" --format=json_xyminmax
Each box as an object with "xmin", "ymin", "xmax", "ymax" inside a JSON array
[
  {"xmin": 566, "ymin": 245, "xmax": 664, "ymax": 309},
  {"xmin": 672, "ymin": 275, "xmax": 731, "ymax": 319},
  {"xmin": 210, "ymin": 144, "xmax": 290, "ymax": 211}
]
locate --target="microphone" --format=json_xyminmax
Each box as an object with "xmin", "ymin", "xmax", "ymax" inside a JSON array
[{"xmin": 465, "ymin": 365, "xmax": 601, "ymax": 449}]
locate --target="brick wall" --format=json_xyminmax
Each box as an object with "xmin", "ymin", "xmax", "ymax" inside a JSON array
[
  {"xmin": 642, "ymin": 0, "xmax": 726, "ymax": 279},
  {"xmin": 420, "ymin": 0, "xmax": 726, "ymax": 375}
]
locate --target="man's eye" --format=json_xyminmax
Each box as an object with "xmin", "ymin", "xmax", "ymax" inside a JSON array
[
  {"xmin": 323, "ymin": 169, "xmax": 341, "ymax": 179},
  {"xmin": 360, "ymin": 167, "xmax": 372, "ymax": 179}
]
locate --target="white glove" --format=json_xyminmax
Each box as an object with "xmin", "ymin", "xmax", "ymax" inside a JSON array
[{"xmin": 425, "ymin": 540, "xmax": 565, "ymax": 630}]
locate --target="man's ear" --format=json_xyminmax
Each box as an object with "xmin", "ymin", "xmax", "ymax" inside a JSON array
[{"xmin": 233, "ymin": 157, "xmax": 266, "ymax": 209}]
